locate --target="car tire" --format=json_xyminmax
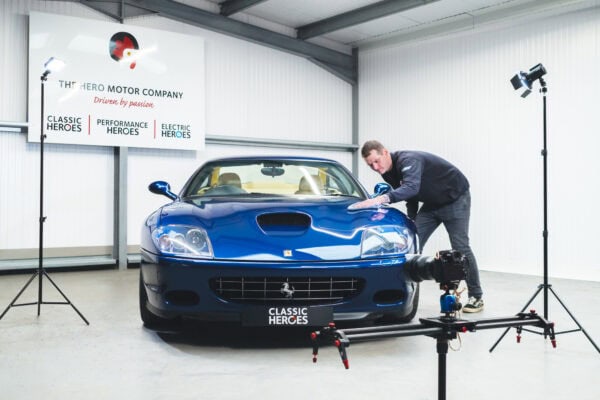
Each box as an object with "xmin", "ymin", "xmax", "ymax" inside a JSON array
[
  {"xmin": 381, "ymin": 283, "xmax": 420, "ymax": 323},
  {"xmin": 139, "ymin": 270, "xmax": 177, "ymax": 328}
]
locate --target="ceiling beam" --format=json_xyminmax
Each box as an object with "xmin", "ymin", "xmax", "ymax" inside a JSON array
[
  {"xmin": 80, "ymin": 0, "xmax": 156, "ymax": 21},
  {"xmin": 220, "ymin": 0, "xmax": 267, "ymax": 17},
  {"xmin": 79, "ymin": 0, "xmax": 356, "ymax": 84},
  {"xmin": 296, "ymin": 0, "xmax": 440, "ymax": 40}
]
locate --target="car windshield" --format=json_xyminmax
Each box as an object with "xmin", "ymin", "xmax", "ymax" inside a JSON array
[{"xmin": 182, "ymin": 159, "xmax": 366, "ymax": 199}]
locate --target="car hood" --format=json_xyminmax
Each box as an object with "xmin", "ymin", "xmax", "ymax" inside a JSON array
[{"xmin": 147, "ymin": 198, "xmax": 413, "ymax": 261}]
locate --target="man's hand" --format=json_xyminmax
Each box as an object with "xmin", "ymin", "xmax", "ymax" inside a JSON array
[{"xmin": 348, "ymin": 195, "xmax": 390, "ymax": 210}]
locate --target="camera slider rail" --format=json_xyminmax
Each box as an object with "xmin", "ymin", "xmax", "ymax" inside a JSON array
[{"xmin": 310, "ymin": 310, "xmax": 555, "ymax": 400}]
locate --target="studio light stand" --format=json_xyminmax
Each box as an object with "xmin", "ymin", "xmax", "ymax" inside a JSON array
[
  {"xmin": 0, "ymin": 58, "xmax": 89, "ymax": 325},
  {"xmin": 490, "ymin": 63, "xmax": 597, "ymax": 353}
]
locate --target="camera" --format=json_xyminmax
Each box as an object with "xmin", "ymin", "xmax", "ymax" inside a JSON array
[{"xmin": 404, "ymin": 250, "xmax": 467, "ymax": 290}]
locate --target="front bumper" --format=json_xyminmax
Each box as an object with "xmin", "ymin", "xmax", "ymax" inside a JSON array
[{"xmin": 140, "ymin": 249, "xmax": 417, "ymax": 324}]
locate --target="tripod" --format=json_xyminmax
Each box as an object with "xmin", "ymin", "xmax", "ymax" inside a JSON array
[
  {"xmin": 312, "ymin": 310, "xmax": 555, "ymax": 400},
  {"xmin": 0, "ymin": 65, "xmax": 89, "ymax": 325},
  {"xmin": 490, "ymin": 77, "xmax": 598, "ymax": 353}
]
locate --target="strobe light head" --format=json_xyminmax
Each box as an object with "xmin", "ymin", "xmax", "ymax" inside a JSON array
[
  {"xmin": 41, "ymin": 57, "xmax": 65, "ymax": 80},
  {"xmin": 510, "ymin": 63, "xmax": 547, "ymax": 98}
]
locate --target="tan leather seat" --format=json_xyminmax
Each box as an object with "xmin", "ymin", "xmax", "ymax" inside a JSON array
[
  {"xmin": 296, "ymin": 175, "xmax": 323, "ymax": 195},
  {"xmin": 217, "ymin": 172, "xmax": 242, "ymax": 188}
]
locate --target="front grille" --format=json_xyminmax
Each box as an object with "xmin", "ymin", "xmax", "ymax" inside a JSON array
[{"xmin": 210, "ymin": 277, "xmax": 364, "ymax": 305}]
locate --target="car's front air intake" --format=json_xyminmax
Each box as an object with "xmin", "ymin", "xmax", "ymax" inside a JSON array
[{"xmin": 256, "ymin": 212, "xmax": 311, "ymax": 235}]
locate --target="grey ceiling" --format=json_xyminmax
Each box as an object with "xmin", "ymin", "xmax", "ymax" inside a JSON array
[
  {"xmin": 206, "ymin": 0, "xmax": 534, "ymax": 46},
  {"xmin": 77, "ymin": 0, "xmax": 590, "ymax": 83}
]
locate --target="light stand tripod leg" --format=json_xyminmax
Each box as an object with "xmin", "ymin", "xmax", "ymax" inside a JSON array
[
  {"xmin": 0, "ymin": 271, "xmax": 38, "ymax": 320},
  {"xmin": 38, "ymin": 267, "xmax": 43, "ymax": 316},
  {"xmin": 548, "ymin": 286, "xmax": 600, "ymax": 353},
  {"xmin": 42, "ymin": 271, "xmax": 89, "ymax": 325},
  {"xmin": 0, "ymin": 269, "xmax": 89, "ymax": 325},
  {"xmin": 489, "ymin": 284, "xmax": 543, "ymax": 352}
]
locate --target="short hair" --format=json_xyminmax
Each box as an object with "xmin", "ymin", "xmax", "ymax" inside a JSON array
[{"xmin": 361, "ymin": 140, "xmax": 386, "ymax": 158}]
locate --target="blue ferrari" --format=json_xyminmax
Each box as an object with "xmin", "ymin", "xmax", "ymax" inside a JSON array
[{"xmin": 140, "ymin": 156, "xmax": 419, "ymax": 327}]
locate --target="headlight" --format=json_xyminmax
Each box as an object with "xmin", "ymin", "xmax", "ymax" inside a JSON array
[
  {"xmin": 151, "ymin": 225, "xmax": 213, "ymax": 258},
  {"xmin": 360, "ymin": 225, "xmax": 411, "ymax": 258}
]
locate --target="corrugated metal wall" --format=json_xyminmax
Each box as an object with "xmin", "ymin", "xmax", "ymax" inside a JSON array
[
  {"xmin": 359, "ymin": 6, "xmax": 600, "ymax": 281},
  {"xmin": 0, "ymin": 0, "xmax": 353, "ymax": 264}
]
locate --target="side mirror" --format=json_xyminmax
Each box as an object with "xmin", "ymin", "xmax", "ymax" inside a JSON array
[
  {"xmin": 149, "ymin": 181, "xmax": 178, "ymax": 201},
  {"xmin": 371, "ymin": 182, "xmax": 391, "ymax": 198}
]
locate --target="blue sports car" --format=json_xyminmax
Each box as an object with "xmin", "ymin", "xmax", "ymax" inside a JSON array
[{"xmin": 140, "ymin": 156, "xmax": 420, "ymax": 327}]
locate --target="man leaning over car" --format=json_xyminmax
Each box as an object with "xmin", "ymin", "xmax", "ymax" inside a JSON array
[{"xmin": 351, "ymin": 140, "xmax": 484, "ymax": 313}]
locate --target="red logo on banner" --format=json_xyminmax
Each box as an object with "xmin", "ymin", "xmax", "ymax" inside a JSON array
[{"xmin": 109, "ymin": 32, "xmax": 139, "ymax": 69}]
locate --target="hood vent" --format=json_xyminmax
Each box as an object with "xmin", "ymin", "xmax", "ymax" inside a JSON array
[{"xmin": 257, "ymin": 212, "xmax": 311, "ymax": 236}]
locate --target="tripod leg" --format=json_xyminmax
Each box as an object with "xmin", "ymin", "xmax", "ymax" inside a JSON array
[
  {"xmin": 437, "ymin": 338, "xmax": 448, "ymax": 400},
  {"xmin": 0, "ymin": 272, "xmax": 38, "ymax": 320},
  {"xmin": 548, "ymin": 287, "xmax": 600, "ymax": 353},
  {"xmin": 490, "ymin": 284, "xmax": 544, "ymax": 352},
  {"xmin": 42, "ymin": 271, "xmax": 90, "ymax": 325},
  {"xmin": 38, "ymin": 269, "xmax": 43, "ymax": 316}
]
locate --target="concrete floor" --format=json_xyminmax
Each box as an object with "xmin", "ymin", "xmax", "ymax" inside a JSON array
[{"xmin": 0, "ymin": 268, "xmax": 598, "ymax": 400}]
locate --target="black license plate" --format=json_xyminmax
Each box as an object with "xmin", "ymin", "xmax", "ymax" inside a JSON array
[{"xmin": 242, "ymin": 306, "xmax": 333, "ymax": 327}]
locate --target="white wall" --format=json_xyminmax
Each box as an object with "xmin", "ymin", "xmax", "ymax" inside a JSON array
[
  {"xmin": 4, "ymin": 1, "xmax": 598, "ymax": 282},
  {"xmin": 358, "ymin": 5, "xmax": 600, "ymax": 281},
  {"xmin": 0, "ymin": 1, "xmax": 118, "ymax": 258},
  {"xmin": 0, "ymin": 0, "xmax": 352, "ymax": 260}
]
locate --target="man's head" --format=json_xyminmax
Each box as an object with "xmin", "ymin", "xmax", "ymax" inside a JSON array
[{"xmin": 361, "ymin": 140, "xmax": 393, "ymax": 175}]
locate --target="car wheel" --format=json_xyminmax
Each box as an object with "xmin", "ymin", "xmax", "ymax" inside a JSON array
[
  {"xmin": 139, "ymin": 270, "xmax": 176, "ymax": 328},
  {"xmin": 381, "ymin": 283, "xmax": 420, "ymax": 323}
]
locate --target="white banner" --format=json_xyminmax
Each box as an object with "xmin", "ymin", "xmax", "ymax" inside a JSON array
[{"xmin": 28, "ymin": 12, "xmax": 205, "ymax": 150}]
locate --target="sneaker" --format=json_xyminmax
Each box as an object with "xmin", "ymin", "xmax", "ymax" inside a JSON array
[{"xmin": 463, "ymin": 297, "xmax": 484, "ymax": 313}]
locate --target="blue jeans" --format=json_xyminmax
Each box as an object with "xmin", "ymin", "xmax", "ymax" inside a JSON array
[{"xmin": 415, "ymin": 190, "xmax": 483, "ymax": 299}]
